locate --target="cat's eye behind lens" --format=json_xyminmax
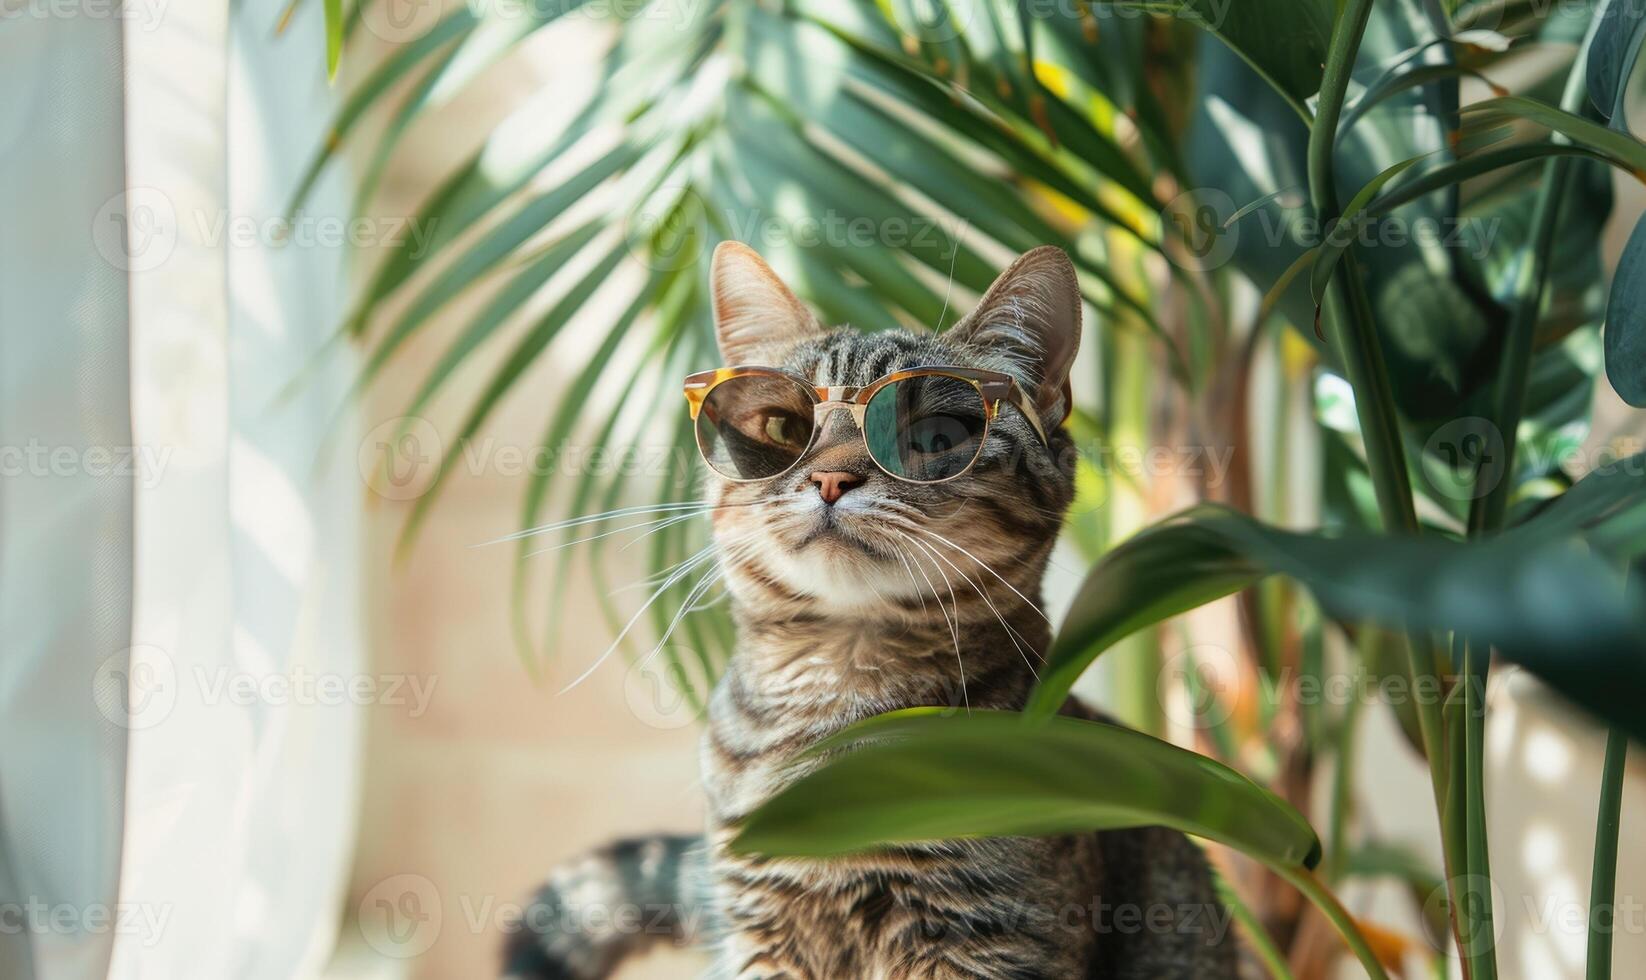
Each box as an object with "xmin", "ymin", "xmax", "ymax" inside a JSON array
[
  {"xmin": 863, "ymin": 375, "xmax": 989, "ymax": 482},
  {"xmin": 694, "ymin": 374, "xmax": 818, "ymax": 480}
]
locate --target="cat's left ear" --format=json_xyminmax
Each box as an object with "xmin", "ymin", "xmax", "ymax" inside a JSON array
[
  {"xmin": 710, "ymin": 242, "xmax": 823, "ymax": 364},
  {"xmin": 948, "ymin": 245, "xmax": 1081, "ymax": 422}
]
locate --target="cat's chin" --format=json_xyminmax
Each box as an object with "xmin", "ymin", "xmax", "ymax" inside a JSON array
[{"xmin": 755, "ymin": 528, "xmax": 925, "ymax": 614}]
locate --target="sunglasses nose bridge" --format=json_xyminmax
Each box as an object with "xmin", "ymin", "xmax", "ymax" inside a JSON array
[{"xmin": 812, "ymin": 399, "xmax": 865, "ymax": 430}]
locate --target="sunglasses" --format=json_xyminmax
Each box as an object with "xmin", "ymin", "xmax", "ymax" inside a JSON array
[{"xmin": 682, "ymin": 366, "xmax": 1050, "ymax": 485}]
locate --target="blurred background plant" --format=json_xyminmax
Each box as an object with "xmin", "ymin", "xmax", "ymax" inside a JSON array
[{"xmin": 303, "ymin": 0, "xmax": 1646, "ymax": 975}]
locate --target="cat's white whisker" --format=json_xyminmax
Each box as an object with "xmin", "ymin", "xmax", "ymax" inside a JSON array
[
  {"xmin": 616, "ymin": 510, "xmax": 716, "ymax": 553},
  {"xmin": 522, "ymin": 512, "xmax": 711, "ymax": 558},
  {"xmin": 615, "ymin": 543, "xmax": 718, "ymax": 595},
  {"xmin": 475, "ymin": 501, "xmax": 720, "ymax": 547},
  {"xmin": 636, "ymin": 564, "xmax": 724, "ymax": 670},
  {"xmin": 909, "ymin": 525, "xmax": 1049, "ymax": 622},
  {"xmin": 893, "ymin": 530, "xmax": 968, "ymax": 713},
  {"xmin": 890, "ymin": 544, "xmax": 930, "ymax": 615},
  {"xmin": 902, "ymin": 531, "xmax": 1041, "ymax": 679},
  {"xmin": 558, "ymin": 546, "xmax": 718, "ymax": 695}
]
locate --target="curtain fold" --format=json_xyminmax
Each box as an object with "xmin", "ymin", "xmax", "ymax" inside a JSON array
[
  {"xmin": 1, "ymin": 5, "xmax": 360, "ymax": 979},
  {"xmin": 108, "ymin": 2, "xmax": 363, "ymax": 977},
  {"xmin": 0, "ymin": 17, "xmax": 134, "ymax": 980}
]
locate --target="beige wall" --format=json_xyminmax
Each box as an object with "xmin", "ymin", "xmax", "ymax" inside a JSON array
[{"xmin": 342, "ymin": 19, "xmax": 706, "ymax": 978}]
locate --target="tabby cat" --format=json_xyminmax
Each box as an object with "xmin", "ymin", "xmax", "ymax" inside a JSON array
[{"xmin": 503, "ymin": 244, "xmax": 1239, "ymax": 979}]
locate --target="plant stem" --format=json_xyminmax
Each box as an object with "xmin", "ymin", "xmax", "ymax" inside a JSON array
[
  {"xmin": 1470, "ymin": 0, "xmax": 1606, "ymax": 535},
  {"xmin": 1272, "ymin": 863, "xmax": 1391, "ymax": 980},
  {"xmin": 1308, "ymin": 2, "xmax": 1462, "ymax": 971},
  {"xmin": 1326, "ymin": 658, "xmax": 1368, "ymax": 882},
  {"xmin": 1306, "ymin": 0, "xmax": 1418, "ymax": 538},
  {"xmin": 1216, "ymin": 870, "xmax": 1297, "ymax": 980},
  {"xmin": 1587, "ymin": 729, "xmax": 1628, "ymax": 980},
  {"xmin": 1461, "ymin": 639, "xmax": 1497, "ymax": 980},
  {"xmin": 1453, "ymin": 14, "xmax": 1608, "ymax": 979}
]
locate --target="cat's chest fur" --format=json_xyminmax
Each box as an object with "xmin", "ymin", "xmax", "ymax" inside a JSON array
[{"xmin": 699, "ymin": 618, "xmax": 1032, "ymax": 823}]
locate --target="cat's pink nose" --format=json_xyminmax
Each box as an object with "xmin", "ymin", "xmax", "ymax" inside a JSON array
[{"xmin": 809, "ymin": 470, "xmax": 863, "ymax": 505}]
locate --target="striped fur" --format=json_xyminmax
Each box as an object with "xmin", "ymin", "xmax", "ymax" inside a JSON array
[
  {"xmin": 507, "ymin": 247, "xmax": 1239, "ymax": 979},
  {"xmin": 502, "ymin": 834, "xmax": 710, "ymax": 979}
]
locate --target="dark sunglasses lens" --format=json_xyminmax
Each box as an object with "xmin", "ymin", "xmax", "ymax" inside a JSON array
[
  {"xmin": 863, "ymin": 375, "xmax": 988, "ymax": 482},
  {"xmin": 696, "ymin": 375, "xmax": 816, "ymax": 480}
]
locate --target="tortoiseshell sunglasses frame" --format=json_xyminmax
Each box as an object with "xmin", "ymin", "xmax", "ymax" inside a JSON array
[{"xmin": 682, "ymin": 365, "xmax": 1050, "ymax": 485}]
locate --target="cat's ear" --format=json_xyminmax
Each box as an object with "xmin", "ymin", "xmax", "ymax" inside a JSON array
[
  {"xmin": 949, "ymin": 245, "xmax": 1081, "ymax": 419},
  {"xmin": 710, "ymin": 242, "xmax": 822, "ymax": 364}
]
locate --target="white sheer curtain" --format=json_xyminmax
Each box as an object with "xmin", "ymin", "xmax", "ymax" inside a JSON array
[
  {"xmin": 0, "ymin": 17, "xmax": 133, "ymax": 980},
  {"xmin": 0, "ymin": 2, "xmax": 363, "ymax": 979}
]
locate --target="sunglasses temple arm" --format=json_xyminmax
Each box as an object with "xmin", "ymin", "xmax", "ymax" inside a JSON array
[{"xmin": 1004, "ymin": 383, "xmax": 1052, "ymax": 446}]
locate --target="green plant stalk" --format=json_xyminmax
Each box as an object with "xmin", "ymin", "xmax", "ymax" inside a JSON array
[
  {"xmin": 1453, "ymin": 16, "xmax": 1608, "ymax": 978},
  {"xmin": 1107, "ymin": 323, "xmax": 1164, "ymax": 735},
  {"xmin": 1470, "ymin": 47, "xmax": 1598, "ymax": 536},
  {"xmin": 1312, "ymin": 210, "xmax": 1419, "ymax": 535},
  {"xmin": 1271, "ymin": 863, "xmax": 1391, "ymax": 980},
  {"xmin": 1307, "ymin": 0, "xmax": 1467, "ymax": 970},
  {"xmin": 1587, "ymin": 728, "xmax": 1628, "ymax": 980},
  {"xmin": 1461, "ymin": 639, "xmax": 1497, "ymax": 980},
  {"xmin": 1326, "ymin": 658, "xmax": 1368, "ymax": 883},
  {"xmin": 1309, "ymin": 46, "xmax": 1454, "ymax": 851},
  {"xmin": 1216, "ymin": 871, "xmax": 1296, "ymax": 980},
  {"xmin": 1439, "ymin": 673, "xmax": 1477, "ymax": 978},
  {"xmin": 1305, "ymin": 0, "xmax": 1418, "ymax": 537}
]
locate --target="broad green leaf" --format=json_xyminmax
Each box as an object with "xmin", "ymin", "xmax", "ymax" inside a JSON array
[
  {"xmin": 1188, "ymin": 0, "xmax": 1474, "ymax": 425},
  {"xmin": 1026, "ymin": 514, "xmax": 1265, "ymax": 717},
  {"xmin": 731, "ymin": 708, "xmax": 1323, "ymax": 870},
  {"xmin": 1587, "ymin": 0, "xmax": 1646, "ymax": 129},
  {"xmin": 1032, "ymin": 499, "xmax": 1646, "ymax": 742},
  {"xmin": 1130, "ymin": 0, "xmax": 1335, "ymax": 117},
  {"xmin": 1603, "ymin": 214, "xmax": 1646, "ymax": 405}
]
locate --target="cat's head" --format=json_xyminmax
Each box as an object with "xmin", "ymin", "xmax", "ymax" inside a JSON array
[{"xmin": 697, "ymin": 242, "xmax": 1079, "ymax": 617}]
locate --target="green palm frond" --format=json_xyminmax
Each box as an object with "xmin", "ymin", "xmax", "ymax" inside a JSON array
[{"xmin": 308, "ymin": 0, "xmax": 1222, "ymax": 676}]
